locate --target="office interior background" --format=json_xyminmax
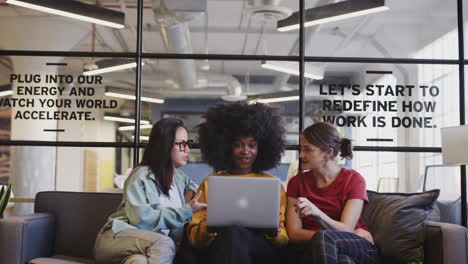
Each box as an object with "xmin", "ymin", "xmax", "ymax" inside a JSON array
[{"xmin": 0, "ymin": 0, "xmax": 467, "ymax": 225}]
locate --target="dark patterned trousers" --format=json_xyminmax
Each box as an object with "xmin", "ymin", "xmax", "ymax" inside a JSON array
[{"xmin": 302, "ymin": 230, "xmax": 379, "ymax": 264}]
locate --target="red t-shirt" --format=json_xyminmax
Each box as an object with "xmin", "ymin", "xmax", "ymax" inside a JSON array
[{"xmin": 286, "ymin": 168, "xmax": 368, "ymax": 231}]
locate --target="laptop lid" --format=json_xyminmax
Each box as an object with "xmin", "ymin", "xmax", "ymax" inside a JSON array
[{"xmin": 206, "ymin": 176, "xmax": 280, "ymax": 234}]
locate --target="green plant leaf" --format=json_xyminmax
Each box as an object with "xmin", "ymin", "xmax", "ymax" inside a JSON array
[
  {"xmin": 0, "ymin": 185, "xmax": 5, "ymax": 201},
  {"xmin": 0, "ymin": 184, "xmax": 12, "ymax": 219}
]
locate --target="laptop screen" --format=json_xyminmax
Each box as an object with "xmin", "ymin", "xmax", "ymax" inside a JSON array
[{"xmin": 206, "ymin": 176, "xmax": 280, "ymax": 232}]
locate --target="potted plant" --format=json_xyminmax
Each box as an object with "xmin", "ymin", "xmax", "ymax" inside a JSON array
[{"xmin": 0, "ymin": 184, "xmax": 12, "ymax": 218}]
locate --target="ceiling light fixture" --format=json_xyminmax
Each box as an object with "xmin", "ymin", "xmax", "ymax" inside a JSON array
[
  {"xmin": 105, "ymin": 92, "xmax": 164, "ymax": 104},
  {"xmin": 105, "ymin": 86, "xmax": 165, "ymax": 104},
  {"xmin": 83, "ymin": 59, "xmax": 143, "ymax": 76},
  {"xmin": 0, "ymin": 85, "xmax": 12, "ymax": 97},
  {"xmin": 132, "ymin": 135, "xmax": 150, "ymax": 141},
  {"xmin": 261, "ymin": 61, "xmax": 324, "ymax": 80},
  {"xmin": 6, "ymin": 0, "xmax": 125, "ymax": 29},
  {"xmin": 118, "ymin": 124, "xmax": 153, "ymax": 131},
  {"xmin": 248, "ymin": 91, "xmax": 299, "ymax": 104},
  {"xmin": 277, "ymin": 0, "xmax": 389, "ymax": 32},
  {"xmin": 0, "ymin": 90, "xmax": 13, "ymax": 97},
  {"xmin": 83, "ymin": 62, "xmax": 137, "ymax": 76},
  {"xmin": 104, "ymin": 115, "xmax": 150, "ymax": 125}
]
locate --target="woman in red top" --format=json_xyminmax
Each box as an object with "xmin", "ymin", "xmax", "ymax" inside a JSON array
[{"xmin": 286, "ymin": 122, "xmax": 379, "ymax": 264}]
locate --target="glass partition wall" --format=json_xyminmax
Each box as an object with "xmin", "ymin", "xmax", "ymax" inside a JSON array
[{"xmin": 0, "ymin": 0, "xmax": 466, "ymax": 225}]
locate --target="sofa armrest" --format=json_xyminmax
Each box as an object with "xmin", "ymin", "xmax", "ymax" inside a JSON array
[
  {"xmin": 424, "ymin": 221, "xmax": 468, "ymax": 264},
  {"xmin": 0, "ymin": 213, "xmax": 55, "ymax": 264}
]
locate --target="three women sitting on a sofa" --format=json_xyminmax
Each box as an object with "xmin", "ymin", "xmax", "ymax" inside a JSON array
[{"xmin": 94, "ymin": 102, "xmax": 378, "ymax": 264}]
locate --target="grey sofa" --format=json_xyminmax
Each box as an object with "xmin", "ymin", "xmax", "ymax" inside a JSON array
[
  {"xmin": 0, "ymin": 191, "xmax": 121, "ymax": 264},
  {"xmin": 0, "ymin": 191, "xmax": 467, "ymax": 264}
]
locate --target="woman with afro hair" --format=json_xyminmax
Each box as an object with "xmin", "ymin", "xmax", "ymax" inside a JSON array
[{"xmin": 185, "ymin": 101, "xmax": 289, "ymax": 264}]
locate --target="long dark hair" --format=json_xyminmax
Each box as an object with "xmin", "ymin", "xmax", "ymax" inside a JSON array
[
  {"xmin": 140, "ymin": 118, "xmax": 186, "ymax": 196},
  {"xmin": 302, "ymin": 122, "xmax": 353, "ymax": 160}
]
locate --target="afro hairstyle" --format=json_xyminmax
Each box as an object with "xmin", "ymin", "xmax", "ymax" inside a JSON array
[{"xmin": 197, "ymin": 101, "xmax": 286, "ymax": 173}]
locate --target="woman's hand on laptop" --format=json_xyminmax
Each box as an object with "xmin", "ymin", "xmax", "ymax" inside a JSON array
[
  {"xmin": 188, "ymin": 191, "xmax": 207, "ymax": 213},
  {"xmin": 275, "ymin": 227, "xmax": 281, "ymax": 237}
]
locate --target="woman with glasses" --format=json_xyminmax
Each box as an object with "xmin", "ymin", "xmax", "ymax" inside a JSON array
[
  {"xmin": 185, "ymin": 102, "xmax": 288, "ymax": 264},
  {"xmin": 94, "ymin": 118, "xmax": 207, "ymax": 264},
  {"xmin": 285, "ymin": 122, "xmax": 378, "ymax": 264}
]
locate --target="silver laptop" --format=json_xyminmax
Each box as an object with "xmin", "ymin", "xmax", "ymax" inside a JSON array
[
  {"xmin": 441, "ymin": 125, "xmax": 468, "ymax": 165},
  {"xmin": 206, "ymin": 176, "xmax": 281, "ymax": 236}
]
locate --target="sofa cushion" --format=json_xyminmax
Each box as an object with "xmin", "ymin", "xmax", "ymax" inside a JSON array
[
  {"xmin": 34, "ymin": 192, "xmax": 122, "ymax": 260},
  {"xmin": 362, "ymin": 189, "xmax": 439, "ymax": 264},
  {"xmin": 29, "ymin": 254, "xmax": 94, "ymax": 264}
]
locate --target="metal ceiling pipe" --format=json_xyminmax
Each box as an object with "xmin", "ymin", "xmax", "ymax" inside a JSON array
[
  {"xmin": 165, "ymin": 22, "xmax": 198, "ymax": 89},
  {"xmin": 151, "ymin": 0, "xmax": 247, "ymax": 100},
  {"xmin": 153, "ymin": 0, "xmax": 198, "ymax": 89},
  {"xmin": 103, "ymin": 71, "xmax": 245, "ymax": 100},
  {"xmin": 154, "ymin": 82, "xmax": 271, "ymax": 99},
  {"xmin": 250, "ymin": 0, "xmax": 282, "ymax": 6},
  {"xmin": 196, "ymin": 71, "xmax": 246, "ymax": 100}
]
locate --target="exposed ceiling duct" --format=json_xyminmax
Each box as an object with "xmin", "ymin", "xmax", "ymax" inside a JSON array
[
  {"xmin": 197, "ymin": 72, "xmax": 244, "ymax": 101},
  {"xmin": 151, "ymin": 0, "xmax": 247, "ymax": 100},
  {"xmin": 249, "ymin": 0, "xmax": 283, "ymax": 5},
  {"xmin": 153, "ymin": 0, "xmax": 200, "ymax": 90},
  {"xmin": 164, "ymin": 22, "xmax": 197, "ymax": 89},
  {"xmin": 100, "ymin": 71, "xmax": 245, "ymax": 100}
]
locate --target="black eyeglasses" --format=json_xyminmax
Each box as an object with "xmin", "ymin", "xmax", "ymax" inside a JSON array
[{"xmin": 174, "ymin": 140, "xmax": 194, "ymax": 151}]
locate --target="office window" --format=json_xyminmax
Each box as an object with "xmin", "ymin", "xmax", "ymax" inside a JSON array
[
  {"xmin": 0, "ymin": 1, "xmax": 135, "ymax": 52},
  {"xmin": 0, "ymin": 56, "xmax": 139, "ymax": 142},
  {"xmin": 0, "ymin": 0, "xmax": 466, "ymax": 224},
  {"xmin": 142, "ymin": 0, "xmax": 299, "ymax": 55},
  {"xmin": 304, "ymin": 0, "xmax": 457, "ymax": 59},
  {"xmin": 303, "ymin": 63, "xmax": 459, "ymax": 148}
]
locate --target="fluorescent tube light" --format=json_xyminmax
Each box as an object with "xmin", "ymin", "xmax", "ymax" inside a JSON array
[
  {"xmin": 105, "ymin": 86, "xmax": 164, "ymax": 104},
  {"xmin": 118, "ymin": 124, "xmax": 153, "ymax": 131},
  {"xmin": 261, "ymin": 61, "xmax": 324, "ymax": 80},
  {"xmin": 104, "ymin": 115, "xmax": 150, "ymax": 124},
  {"xmin": 6, "ymin": 0, "xmax": 125, "ymax": 29},
  {"xmin": 132, "ymin": 135, "xmax": 150, "ymax": 141},
  {"xmin": 248, "ymin": 91, "xmax": 300, "ymax": 104},
  {"xmin": 0, "ymin": 90, "xmax": 13, "ymax": 97},
  {"xmin": 278, "ymin": 0, "xmax": 388, "ymax": 32},
  {"xmin": 255, "ymin": 96, "xmax": 299, "ymax": 103},
  {"xmin": 83, "ymin": 62, "xmax": 138, "ymax": 76},
  {"xmin": 105, "ymin": 92, "xmax": 165, "ymax": 104}
]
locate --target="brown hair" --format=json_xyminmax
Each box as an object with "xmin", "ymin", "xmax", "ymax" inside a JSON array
[
  {"xmin": 302, "ymin": 122, "xmax": 353, "ymax": 160},
  {"xmin": 140, "ymin": 118, "xmax": 186, "ymax": 196}
]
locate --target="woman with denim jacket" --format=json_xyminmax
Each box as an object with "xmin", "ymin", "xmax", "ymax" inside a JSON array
[{"xmin": 94, "ymin": 118, "xmax": 207, "ymax": 264}]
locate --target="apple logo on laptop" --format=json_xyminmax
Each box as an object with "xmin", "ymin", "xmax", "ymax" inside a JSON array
[{"xmin": 237, "ymin": 196, "xmax": 249, "ymax": 209}]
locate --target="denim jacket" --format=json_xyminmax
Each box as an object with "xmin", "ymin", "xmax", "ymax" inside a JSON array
[{"xmin": 105, "ymin": 166, "xmax": 198, "ymax": 245}]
